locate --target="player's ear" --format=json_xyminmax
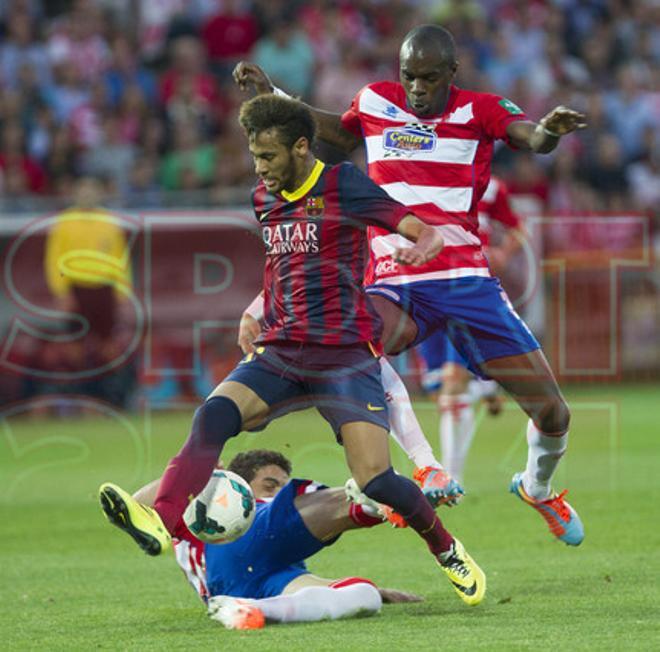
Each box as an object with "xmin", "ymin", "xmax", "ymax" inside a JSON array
[{"xmin": 292, "ymin": 136, "xmax": 309, "ymax": 157}]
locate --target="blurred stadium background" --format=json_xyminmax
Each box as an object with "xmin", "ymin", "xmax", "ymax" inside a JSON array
[{"xmin": 0, "ymin": 0, "xmax": 657, "ymax": 410}]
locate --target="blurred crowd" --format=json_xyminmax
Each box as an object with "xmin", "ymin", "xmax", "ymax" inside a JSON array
[{"xmin": 0, "ymin": 0, "xmax": 658, "ymax": 218}]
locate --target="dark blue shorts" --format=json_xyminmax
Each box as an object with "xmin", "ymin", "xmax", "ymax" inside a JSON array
[
  {"xmin": 225, "ymin": 342, "xmax": 389, "ymax": 437},
  {"xmin": 366, "ymin": 276, "xmax": 540, "ymax": 378},
  {"xmin": 204, "ymin": 480, "xmax": 336, "ymax": 599},
  {"xmin": 417, "ymin": 329, "xmax": 464, "ymax": 392}
]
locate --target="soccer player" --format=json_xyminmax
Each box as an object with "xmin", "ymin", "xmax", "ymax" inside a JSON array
[
  {"xmin": 417, "ymin": 176, "xmax": 525, "ymax": 485},
  {"xmin": 99, "ymin": 94, "xmax": 486, "ymax": 606},
  {"xmin": 233, "ymin": 24, "xmax": 587, "ymax": 546},
  {"xmin": 134, "ymin": 449, "xmax": 422, "ymax": 630}
]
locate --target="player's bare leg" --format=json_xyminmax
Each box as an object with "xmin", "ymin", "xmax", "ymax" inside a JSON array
[
  {"xmin": 341, "ymin": 421, "xmax": 485, "ymax": 605},
  {"xmin": 368, "ymin": 294, "xmax": 418, "ymax": 354},
  {"xmin": 481, "ymin": 349, "xmax": 584, "ymax": 545}
]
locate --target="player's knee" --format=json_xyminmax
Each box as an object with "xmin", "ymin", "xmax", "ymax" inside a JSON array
[
  {"xmin": 352, "ymin": 460, "xmax": 391, "ymax": 491},
  {"xmin": 362, "ymin": 466, "xmax": 412, "ymax": 506},
  {"xmin": 192, "ymin": 396, "xmax": 242, "ymax": 447},
  {"xmin": 537, "ymin": 395, "xmax": 571, "ymax": 434}
]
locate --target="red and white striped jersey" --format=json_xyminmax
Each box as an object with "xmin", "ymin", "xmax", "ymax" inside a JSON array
[
  {"xmin": 478, "ymin": 176, "xmax": 522, "ymax": 248},
  {"xmin": 342, "ymin": 82, "xmax": 527, "ymax": 284}
]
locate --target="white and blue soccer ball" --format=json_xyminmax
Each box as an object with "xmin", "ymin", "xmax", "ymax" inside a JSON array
[{"xmin": 183, "ymin": 470, "xmax": 256, "ymax": 544}]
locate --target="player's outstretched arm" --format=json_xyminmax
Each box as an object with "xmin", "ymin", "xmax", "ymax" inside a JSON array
[
  {"xmin": 394, "ymin": 215, "xmax": 444, "ymax": 266},
  {"xmin": 233, "ymin": 61, "xmax": 361, "ymax": 153},
  {"xmin": 506, "ymin": 105, "xmax": 587, "ymax": 154}
]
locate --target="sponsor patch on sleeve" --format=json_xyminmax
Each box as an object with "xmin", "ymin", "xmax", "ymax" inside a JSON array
[{"xmin": 498, "ymin": 98, "xmax": 524, "ymax": 115}]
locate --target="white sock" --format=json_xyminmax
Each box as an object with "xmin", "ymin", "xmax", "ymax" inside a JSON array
[
  {"xmin": 439, "ymin": 393, "xmax": 475, "ymax": 484},
  {"xmin": 247, "ymin": 584, "xmax": 382, "ymax": 623},
  {"xmin": 523, "ymin": 420, "xmax": 568, "ymax": 500},
  {"xmin": 379, "ymin": 357, "xmax": 441, "ymax": 468}
]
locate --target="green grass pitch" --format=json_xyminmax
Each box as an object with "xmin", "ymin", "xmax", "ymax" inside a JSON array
[{"xmin": 1, "ymin": 384, "xmax": 659, "ymax": 650}]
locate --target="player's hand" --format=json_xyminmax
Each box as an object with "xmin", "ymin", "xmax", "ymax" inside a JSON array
[
  {"xmin": 237, "ymin": 312, "xmax": 262, "ymax": 354},
  {"xmin": 539, "ymin": 105, "xmax": 587, "ymax": 136},
  {"xmin": 394, "ymin": 246, "xmax": 428, "ymax": 266},
  {"xmin": 232, "ymin": 61, "xmax": 273, "ymax": 95},
  {"xmin": 378, "ymin": 588, "xmax": 424, "ymax": 604}
]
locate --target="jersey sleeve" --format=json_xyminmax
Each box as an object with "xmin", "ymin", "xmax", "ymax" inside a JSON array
[
  {"xmin": 339, "ymin": 163, "xmax": 409, "ymax": 232},
  {"xmin": 477, "ymin": 93, "xmax": 528, "ymax": 146},
  {"xmin": 340, "ymin": 88, "xmax": 365, "ymax": 137},
  {"xmin": 488, "ymin": 182, "xmax": 521, "ymax": 229}
]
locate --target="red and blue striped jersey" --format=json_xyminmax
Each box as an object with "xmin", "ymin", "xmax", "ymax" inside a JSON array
[{"xmin": 251, "ymin": 160, "xmax": 409, "ymax": 345}]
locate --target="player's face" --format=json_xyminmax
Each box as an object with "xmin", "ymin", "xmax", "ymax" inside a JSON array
[
  {"xmin": 249, "ymin": 464, "xmax": 290, "ymax": 499},
  {"xmin": 249, "ymin": 128, "xmax": 307, "ymax": 194},
  {"xmin": 399, "ymin": 47, "xmax": 457, "ymax": 117}
]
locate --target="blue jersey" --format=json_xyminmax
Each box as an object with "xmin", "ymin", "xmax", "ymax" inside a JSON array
[{"xmin": 174, "ymin": 479, "xmax": 337, "ymax": 601}]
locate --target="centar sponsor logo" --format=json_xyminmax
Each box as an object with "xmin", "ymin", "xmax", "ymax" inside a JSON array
[
  {"xmin": 263, "ymin": 221, "xmax": 319, "ymax": 255},
  {"xmin": 383, "ymin": 125, "xmax": 436, "ymax": 155}
]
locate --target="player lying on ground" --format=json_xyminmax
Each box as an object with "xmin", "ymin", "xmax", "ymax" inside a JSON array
[
  {"xmin": 416, "ymin": 176, "xmax": 525, "ymax": 485},
  {"xmin": 99, "ymin": 94, "xmax": 486, "ymax": 606},
  {"xmin": 234, "ymin": 24, "xmax": 586, "ymax": 546},
  {"xmin": 134, "ymin": 449, "xmax": 422, "ymax": 630}
]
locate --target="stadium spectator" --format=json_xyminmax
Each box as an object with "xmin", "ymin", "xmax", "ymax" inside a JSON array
[
  {"xmin": 104, "ymin": 35, "xmax": 157, "ymax": 108},
  {"xmin": 0, "ymin": 8, "xmax": 51, "ymax": 90},
  {"xmin": 252, "ymin": 18, "xmax": 315, "ymax": 99},
  {"xmin": 42, "ymin": 175, "xmax": 136, "ymax": 406},
  {"xmin": 160, "ymin": 35, "xmax": 222, "ymax": 133},
  {"xmin": 0, "ymin": 120, "xmax": 46, "ymax": 193},
  {"xmin": 159, "ymin": 119, "xmax": 216, "ymax": 191},
  {"xmin": 200, "ymin": 0, "xmax": 260, "ymax": 78}
]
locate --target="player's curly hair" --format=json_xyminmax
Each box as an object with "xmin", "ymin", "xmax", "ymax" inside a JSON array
[
  {"xmin": 238, "ymin": 94, "xmax": 317, "ymax": 149},
  {"xmin": 228, "ymin": 449, "xmax": 292, "ymax": 484}
]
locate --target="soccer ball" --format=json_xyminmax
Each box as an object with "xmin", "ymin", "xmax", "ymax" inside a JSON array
[{"xmin": 183, "ymin": 470, "xmax": 256, "ymax": 544}]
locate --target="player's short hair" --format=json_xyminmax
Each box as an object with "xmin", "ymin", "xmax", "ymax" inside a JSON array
[
  {"xmin": 402, "ymin": 24, "xmax": 457, "ymax": 66},
  {"xmin": 238, "ymin": 95, "xmax": 316, "ymax": 149},
  {"xmin": 228, "ymin": 449, "xmax": 292, "ymax": 483}
]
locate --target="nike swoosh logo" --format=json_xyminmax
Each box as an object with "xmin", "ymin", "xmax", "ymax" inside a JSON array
[
  {"xmin": 259, "ymin": 210, "xmax": 272, "ymax": 221},
  {"xmin": 367, "ymin": 403, "xmax": 385, "ymax": 412},
  {"xmin": 451, "ymin": 580, "xmax": 477, "ymax": 596}
]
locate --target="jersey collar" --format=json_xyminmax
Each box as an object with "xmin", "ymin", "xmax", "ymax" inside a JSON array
[{"xmin": 281, "ymin": 159, "xmax": 325, "ymax": 202}]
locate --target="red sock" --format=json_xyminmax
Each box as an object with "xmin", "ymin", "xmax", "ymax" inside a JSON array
[
  {"xmin": 403, "ymin": 495, "xmax": 454, "ymax": 556},
  {"xmin": 348, "ymin": 502, "xmax": 384, "ymax": 528},
  {"xmin": 154, "ymin": 444, "xmax": 220, "ymax": 534}
]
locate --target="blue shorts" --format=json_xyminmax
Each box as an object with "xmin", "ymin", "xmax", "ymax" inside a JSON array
[
  {"xmin": 204, "ymin": 480, "xmax": 337, "ymax": 599},
  {"xmin": 417, "ymin": 330, "xmax": 464, "ymax": 392},
  {"xmin": 366, "ymin": 276, "xmax": 539, "ymax": 378},
  {"xmin": 225, "ymin": 342, "xmax": 389, "ymax": 437}
]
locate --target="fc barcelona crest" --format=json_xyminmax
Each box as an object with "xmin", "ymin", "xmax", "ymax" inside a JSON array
[{"xmin": 305, "ymin": 195, "xmax": 324, "ymax": 217}]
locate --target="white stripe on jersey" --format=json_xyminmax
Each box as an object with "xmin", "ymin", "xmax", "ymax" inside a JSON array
[
  {"xmin": 358, "ymin": 87, "xmax": 420, "ymax": 123},
  {"xmin": 371, "ymin": 267, "xmax": 491, "ymax": 285},
  {"xmin": 371, "ymin": 225, "xmax": 480, "ymax": 258},
  {"xmin": 365, "ymin": 134, "xmax": 479, "ymax": 165},
  {"xmin": 380, "ymin": 182, "xmax": 473, "ymax": 213},
  {"xmin": 481, "ymin": 177, "xmax": 498, "ymax": 203}
]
